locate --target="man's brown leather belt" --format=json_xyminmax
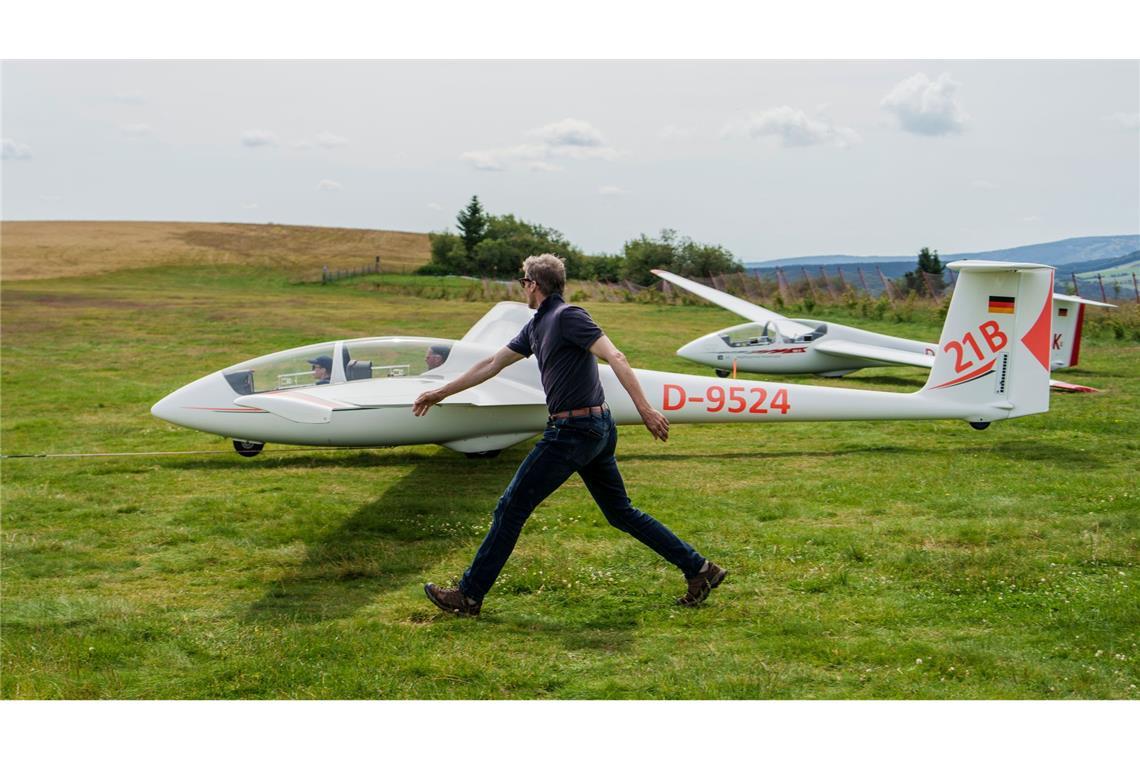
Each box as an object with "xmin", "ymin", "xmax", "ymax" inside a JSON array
[{"xmin": 549, "ymin": 403, "xmax": 608, "ymax": 420}]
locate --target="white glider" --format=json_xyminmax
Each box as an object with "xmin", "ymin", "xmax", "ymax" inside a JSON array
[
  {"xmin": 653, "ymin": 268, "xmax": 1113, "ymax": 390},
  {"xmin": 152, "ymin": 261, "xmax": 1055, "ymax": 457}
]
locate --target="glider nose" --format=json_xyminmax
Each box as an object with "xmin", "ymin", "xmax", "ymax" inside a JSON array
[
  {"xmin": 151, "ymin": 372, "xmax": 236, "ymax": 429},
  {"xmin": 677, "ymin": 334, "xmax": 713, "ymax": 362}
]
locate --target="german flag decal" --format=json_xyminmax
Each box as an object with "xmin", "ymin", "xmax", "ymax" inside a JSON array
[{"xmin": 988, "ymin": 295, "xmax": 1015, "ymax": 314}]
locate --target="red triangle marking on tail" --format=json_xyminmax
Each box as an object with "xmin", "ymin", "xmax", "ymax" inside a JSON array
[{"xmin": 1020, "ymin": 273, "xmax": 1053, "ymax": 371}]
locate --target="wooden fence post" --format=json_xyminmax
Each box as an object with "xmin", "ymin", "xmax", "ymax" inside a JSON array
[
  {"xmin": 876, "ymin": 265, "xmax": 897, "ymax": 303},
  {"xmin": 819, "ymin": 266, "xmax": 839, "ymax": 300},
  {"xmin": 1097, "ymin": 273, "xmax": 1108, "ymax": 302},
  {"xmin": 835, "ymin": 267, "xmax": 850, "ymax": 294},
  {"xmin": 776, "ymin": 268, "xmax": 793, "ymax": 303},
  {"xmin": 800, "ymin": 267, "xmax": 819, "ymax": 301}
]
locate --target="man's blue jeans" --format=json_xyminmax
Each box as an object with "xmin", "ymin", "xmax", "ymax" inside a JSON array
[{"xmin": 458, "ymin": 410, "xmax": 706, "ymax": 602}]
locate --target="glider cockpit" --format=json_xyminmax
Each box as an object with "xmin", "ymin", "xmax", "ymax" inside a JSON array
[
  {"xmin": 221, "ymin": 337, "xmax": 457, "ymax": 395},
  {"xmin": 717, "ymin": 319, "xmax": 824, "ymax": 348}
]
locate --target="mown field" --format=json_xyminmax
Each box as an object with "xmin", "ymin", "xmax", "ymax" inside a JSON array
[
  {"xmin": 2, "ymin": 256, "xmax": 1138, "ymax": 698},
  {"xmin": 0, "ymin": 221, "xmax": 430, "ymax": 281}
]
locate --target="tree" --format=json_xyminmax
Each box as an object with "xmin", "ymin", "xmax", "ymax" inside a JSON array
[
  {"xmin": 903, "ymin": 246, "xmax": 946, "ymax": 297},
  {"xmin": 621, "ymin": 230, "xmax": 681, "ymax": 285},
  {"xmin": 456, "ymin": 195, "xmax": 488, "ymax": 254},
  {"xmin": 582, "ymin": 254, "xmax": 624, "ymax": 283},
  {"xmin": 674, "ymin": 239, "xmax": 744, "ymax": 279},
  {"xmin": 621, "ymin": 229, "xmax": 743, "ymax": 285}
]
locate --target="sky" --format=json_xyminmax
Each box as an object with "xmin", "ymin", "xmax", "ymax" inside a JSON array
[{"xmin": 2, "ymin": 59, "xmax": 1138, "ymax": 262}]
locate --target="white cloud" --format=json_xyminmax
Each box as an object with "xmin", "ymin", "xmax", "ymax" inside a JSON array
[
  {"xmin": 881, "ymin": 73, "xmax": 968, "ymax": 136},
  {"xmin": 658, "ymin": 124, "xmax": 691, "ymax": 140},
  {"xmin": 121, "ymin": 123, "xmax": 152, "ymax": 137},
  {"xmin": 2, "ymin": 138, "xmax": 32, "ymax": 160},
  {"xmin": 112, "ymin": 92, "xmax": 147, "ymax": 105},
  {"xmin": 462, "ymin": 118, "xmax": 618, "ymax": 171},
  {"xmin": 242, "ymin": 202, "xmax": 260, "ymax": 209},
  {"xmin": 241, "ymin": 130, "xmax": 278, "ymax": 148},
  {"xmin": 972, "ymin": 179, "xmax": 999, "ymax": 190},
  {"xmin": 427, "ymin": 202, "xmax": 443, "ymax": 211},
  {"xmin": 598, "ymin": 185, "xmax": 626, "ymax": 195},
  {"xmin": 1021, "ymin": 215, "xmax": 1041, "ymax": 223},
  {"xmin": 316, "ymin": 180, "xmax": 342, "ymax": 192},
  {"xmin": 1107, "ymin": 112, "xmax": 1140, "ymax": 130},
  {"xmin": 461, "ymin": 150, "xmax": 507, "ymax": 171},
  {"xmin": 724, "ymin": 106, "xmax": 860, "ymax": 148},
  {"xmin": 292, "ymin": 140, "xmax": 314, "ymax": 151},
  {"xmin": 316, "ymin": 131, "xmax": 348, "ymax": 149}
]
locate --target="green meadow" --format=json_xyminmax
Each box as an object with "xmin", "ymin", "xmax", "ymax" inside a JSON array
[{"xmin": 2, "ymin": 266, "xmax": 1137, "ymax": 699}]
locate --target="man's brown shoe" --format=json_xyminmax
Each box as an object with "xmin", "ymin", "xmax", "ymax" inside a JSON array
[
  {"xmin": 424, "ymin": 583, "xmax": 482, "ymax": 616},
  {"xmin": 677, "ymin": 561, "xmax": 727, "ymax": 606}
]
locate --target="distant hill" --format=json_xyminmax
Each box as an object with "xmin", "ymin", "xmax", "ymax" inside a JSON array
[
  {"xmin": 751, "ymin": 254, "xmax": 914, "ymax": 267},
  {"xmin": 1055, "ymin": 249, "xmax": 1140, "ymax": 277},
  {"xmin": 748, "ymin": 234, "xmax": 1140, "ymax": 269},
  {"xmin": 0, "ymin": 221, "xmax": 431, "ymax": 281}
]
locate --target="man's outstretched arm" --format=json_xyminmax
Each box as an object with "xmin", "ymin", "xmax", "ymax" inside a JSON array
[
  {"xmin": 589, "ymin": 335, "xmax": 669, "ymax": 442},
  {"xmin": 412, "ymin": 346, "xmax": 525, "ymax": 416}
]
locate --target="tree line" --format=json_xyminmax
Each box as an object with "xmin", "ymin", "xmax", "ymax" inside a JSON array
[{"xmin": 418, "ymin": 196, "xmax": 744, "ymax": 285}]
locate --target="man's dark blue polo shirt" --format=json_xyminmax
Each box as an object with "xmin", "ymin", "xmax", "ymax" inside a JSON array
[{"xmin": 507, "ymin": 293, "xmax": 606, "ymax": 415}]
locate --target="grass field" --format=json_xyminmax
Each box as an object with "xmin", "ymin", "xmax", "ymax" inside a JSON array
[
  {"xmin": 0, "ymin": 221, "xmax": 430, "ymax": 282},
  {"xmin": 2, "ymin": 247, "xmax": 1138, "ymax": 698}
]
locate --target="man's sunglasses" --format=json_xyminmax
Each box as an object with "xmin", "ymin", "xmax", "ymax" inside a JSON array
[{"xmin": 517, "ymin": 277, "xmax": 534, "ymax": 286}]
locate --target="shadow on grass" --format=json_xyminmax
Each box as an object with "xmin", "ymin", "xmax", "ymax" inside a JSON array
[
  {"xmin": 480, "ymin": 607, "xmax": 641, "ymax": 654},
  {"xmin": 622, "ymin": 445, "xmax": 916, "ymax": 463},
  {"xmin": 241, "ymin": 448, "xmax": 520, "ymax": 624},
  {"xmin": 978, "ymin": 440, "xmax": 1107, "ymax": 468},
  {"xmin": 156, "ymin": 449, "xmax": 445, "ymax": 471}
]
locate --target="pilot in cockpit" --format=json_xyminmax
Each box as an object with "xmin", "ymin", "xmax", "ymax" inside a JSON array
[
  {"xmin": 424, "ymin": 345, "xmax": 450, "ymax": 371},
  {"xmin": 306, "ymin": 355, "xmax": 333, "ymax": 385}
]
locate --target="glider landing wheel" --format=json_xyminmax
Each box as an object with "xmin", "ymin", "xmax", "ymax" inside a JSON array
[
  {"xmin": 233, "ymin": 439, "xmax": 265, "ymax": 457},
  {"xmin": 465, "ymin": 450, "xmax": 502, "ymax": 460},
  {"xmin": 968, "ymin": 422, "xmax": 991, "ymax": 431},
  {"xmin": 715, "ymin": 369, "xmax": 731, "ymax": 378}
]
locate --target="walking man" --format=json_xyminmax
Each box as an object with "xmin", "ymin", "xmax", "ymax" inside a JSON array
[{"xmin": 413, "ymin": 254, "xmax": 725, "ymax": 616}]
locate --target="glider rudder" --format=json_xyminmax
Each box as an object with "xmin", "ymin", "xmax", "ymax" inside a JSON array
[{"xmin": 920, "ymin": 260, "xmax": 1053, "ymax": 421}]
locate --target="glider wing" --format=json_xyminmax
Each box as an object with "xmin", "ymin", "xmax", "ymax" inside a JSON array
[
  {"xmin": 652, "ymin": 269, "xmax": 790, "ymax": 326},
  {"xmin": 814, "ymin": 339, "xmax": 936, "ymax": 369}
]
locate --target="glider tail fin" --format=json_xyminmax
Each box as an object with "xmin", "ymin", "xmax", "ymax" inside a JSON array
[
  {"xmin": 1050, "ymin": 294, "xmax": 1115, "ymax": 370},
  {"xmin": 919, "ymin": 261, "xmax": 1054, "ymax": 421}
]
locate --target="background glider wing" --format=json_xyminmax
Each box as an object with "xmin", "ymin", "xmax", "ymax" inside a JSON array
[
  {"xmin": 1053, "ymin": 293, "xmax": 1116, "ymax": 309},
  {"xmin": 652, "ymin": 269, "xmax": 790, "ymax": 326},
  {"xmin": 814, "ymin": 339, "xmax": 935, "ymax": 369}
]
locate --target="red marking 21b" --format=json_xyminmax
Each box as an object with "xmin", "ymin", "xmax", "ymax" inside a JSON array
[
  {"xmin": 944, "ymin": 320, "xmax": 1008, "ymax": 372},
  {"xmin": 663, "ymin": 384, "xmax": 790, "ymax": 414}
]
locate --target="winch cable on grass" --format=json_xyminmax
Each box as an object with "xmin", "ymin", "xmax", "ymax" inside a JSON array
[{"xmin": 0, "ymin": 446, "xmax": 386, "ymax": 460}]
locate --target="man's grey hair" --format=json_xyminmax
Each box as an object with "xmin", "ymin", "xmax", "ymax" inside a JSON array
[{"xmin": 522, "ymin": 254, "xmax": 566, "ymax": 296}]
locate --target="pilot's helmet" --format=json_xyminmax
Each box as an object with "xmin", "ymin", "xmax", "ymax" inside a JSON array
[{"xmin": 306, "ymin": 355, "xmax": 333, "ymax": 372}]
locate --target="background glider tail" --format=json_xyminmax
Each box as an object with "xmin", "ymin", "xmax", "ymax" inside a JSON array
[
  {"xmin": 919, "ymin": 260, "xmax": 1054, "ymax": 420},
  {"xmin": 1050, "ymin": 293, "xmax": 1115, "ymax": 370}
]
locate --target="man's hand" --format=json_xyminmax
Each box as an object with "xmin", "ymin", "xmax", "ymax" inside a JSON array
[
  {"xmin": 413, "ymin": 389, "xmax": 445, "ymax": 417},
  {"xmin": 639, "ymin": 406, "xmax": 670, "ymax": 442}
]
